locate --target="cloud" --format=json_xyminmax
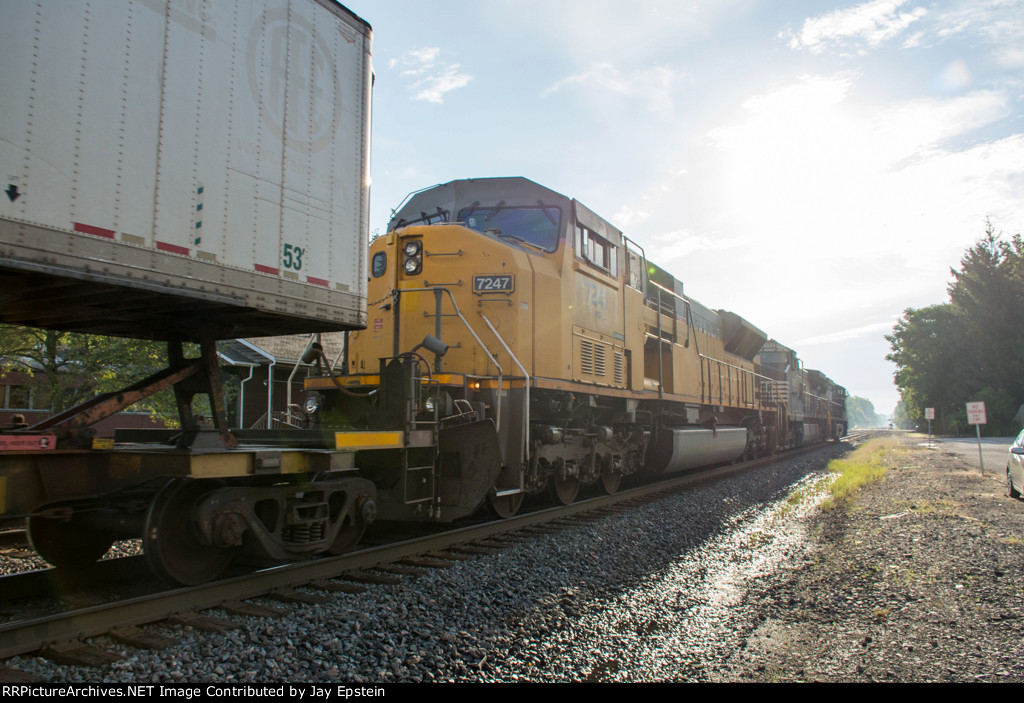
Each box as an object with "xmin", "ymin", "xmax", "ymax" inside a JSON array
[
  {"xmin": 613, "ymin": 70, "xmax": 1022, "ymax": 337},
  {"xmin": 932, "ymin": 0, "xmax": 1024, "ymax": 69},
  {"xmin": 642, "ymin": 229, "xmax": 748, "ymax": 268},
  {"xmin": 388, "ymin": 47, "xmax": 472, "ymax": 104},
  {"xmin": 542, "ymin": 62, "xmax": 678, "ymax": 115},
  {"xmin": 704, "ymin": 74, "xmax": 1012, "ymax": 208},
  {"xmin": 785, "ymin": 0, "xmax": 1024, "ymax": 68},
  {"xmin": 490, "ymin": 0, "xmax": 742, "ymax": 64},
  {"xmin": 785, "ymin": 0, "xmax": 927, "ymax": 54},
  {"xmin": 794, "ymin": 320, "xmax": 899, "ymax": 347},
  {"xmin": 612, "ymin": 204, "xmax": 652, "ymax": 229}
]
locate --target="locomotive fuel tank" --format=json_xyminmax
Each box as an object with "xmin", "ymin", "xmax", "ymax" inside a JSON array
[{"xmin": 643, "ymin": 426, "xmax": 750, "ymax": 475}]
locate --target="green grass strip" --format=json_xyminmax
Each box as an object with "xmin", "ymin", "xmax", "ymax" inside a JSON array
[{"xmin": 822, "ymin": 438, "xmax": 907, "ymax": 510}]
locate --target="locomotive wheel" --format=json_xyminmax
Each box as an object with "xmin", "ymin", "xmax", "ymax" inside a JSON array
[
  {"xmin": 551, "ymin": 475, "xmax": 580, "ymax": 505},
  {"xmin": 28, "ymin": 515, "xmax": 114, "ymax": 569},
  {"xmin": 143, "ymin": 479, "xmax": 236, "ymax": 586},
  {"xmin": 488, "ymin": 490, "xmax": 524, "ymax": 519},
  {"xmin": 600, "ymin": 467, "xmax": 622, "ymax": 495},
  {"xmin": 327, "ymin": 522, "xmax": 366, "ymax": 555}
]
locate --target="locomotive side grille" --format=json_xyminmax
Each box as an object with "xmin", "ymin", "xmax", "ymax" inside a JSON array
[
  {"xmin": 578, "ymin": 338, "xmax": 607, "ymax": 377},
  {"xmin": 614, "ymin": 350, "xmax": 624, "ymax": 384},
  {"xmin": 593, "ymin": 342, "xmax": 606, "ymax": 377},
  {"xmin": 580, "ymin": 339, "xmax": 594, "ymax": 375}
]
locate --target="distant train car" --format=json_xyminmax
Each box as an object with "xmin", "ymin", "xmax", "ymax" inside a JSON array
[
  {"xmin": 756, "ymin": 340, "xmax": 848, "ymax": 446},
  {"xmin": 304, "ymin": 177, "xmax": 847, "ymax": 519}
]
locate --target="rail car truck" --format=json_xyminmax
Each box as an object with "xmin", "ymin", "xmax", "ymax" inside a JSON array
[{"xmin": 0, "ymin": 0, "xmax": 383, "ymax": 584}]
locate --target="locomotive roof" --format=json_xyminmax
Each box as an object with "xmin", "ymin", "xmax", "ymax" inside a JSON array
[{"xmin": 389, "ymin": 177, "xmax": 574, "ymax": 232}]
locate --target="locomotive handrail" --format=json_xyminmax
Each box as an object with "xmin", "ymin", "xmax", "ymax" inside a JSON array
[
  {"xmin": 285, "ymin": 334, "xmax": 319, "ymax": 413},
  {"xmin": 696, "ymin": 352, "xmax": 783, "ymax": 384},
  {"xmin": 480, "ymin": 313, "xmax": 530, "ymax": 477},
  {"xmin": 647, "ymin": 279, "xmax": 691, "ymax": 307},
  {"xmin": 398, "ymin": 286, "xmax": 504, "ymax": 434}
]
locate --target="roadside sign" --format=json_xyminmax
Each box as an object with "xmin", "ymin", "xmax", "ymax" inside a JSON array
[
  {"xmin": 966, "ymin": 401, "xmax": 987, "ymax": 474},
  {"xmin": 925, "ymin": 408, "xmax": 935, "ymax": 420}
]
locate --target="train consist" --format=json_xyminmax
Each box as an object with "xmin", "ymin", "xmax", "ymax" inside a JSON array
[
  {"xmin": 0, "ymin": 3, "xmax": 845, "ymax": 586},
  {"xmin": 302, "ymin": 177, "xmax": 847, "ymax": 520}
]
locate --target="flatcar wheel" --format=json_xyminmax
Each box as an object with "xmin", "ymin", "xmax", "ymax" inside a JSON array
[
  {"xmin": 551, "ymin": 475, "xmax": 580, "ymax": 505},
  {"xmin": 143, "ymin": 479, "xmax": 236, "ymax": 586},
  {"xmin": 28, "ymin": 515, "xmax": 114, "ymax": 569},
  {"xmin": 327, "ymin": 522, "xmax": 366, "ymax": 555},
  {"xmin": 600, "ymin": 468, "xmax": 622, "ymax": 495},
  {"xmin": 488, "ymin": 491, "xmax": 524, "ymax": 519}
]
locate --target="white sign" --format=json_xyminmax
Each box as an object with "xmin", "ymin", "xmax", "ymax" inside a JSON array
[
  {"xmin": 925, "ymin": 407, "xmax": 935, "ymax": 420},
  {"xmin": 966, "ymin": 401, "xmax": 987, "ymax": 425}
]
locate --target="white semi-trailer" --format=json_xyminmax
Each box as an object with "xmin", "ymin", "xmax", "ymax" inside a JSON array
[
  {"xmin": 0, "ymin": 0, "xmax": 372, "ymax": 339},
  {"xmin": 0, "ymin": 1, "xmax": 383, "ymax": 587}
]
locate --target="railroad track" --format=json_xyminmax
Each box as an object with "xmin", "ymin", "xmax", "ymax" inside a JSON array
[{"xmin": 0, "ymin": 440, "xmax": 853, "ymax": 674}]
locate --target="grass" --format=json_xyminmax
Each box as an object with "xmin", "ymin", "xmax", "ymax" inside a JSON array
[{"xmin": 821, "ymin": 438, "xmax": 908, "ymax": 511}]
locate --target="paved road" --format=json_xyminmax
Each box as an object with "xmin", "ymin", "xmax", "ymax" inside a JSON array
[{"xmin": 927, "ymin": 435, "xmax": 1013, "ymax": 475}]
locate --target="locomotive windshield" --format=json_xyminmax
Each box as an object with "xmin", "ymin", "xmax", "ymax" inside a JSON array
[
  {"xmin": 392, "ymin": 209, "xmax": 450, "ymax": 228},
  {"xmin": 457, "ymin": 205, "xmax": 561, "ymax": 252}
]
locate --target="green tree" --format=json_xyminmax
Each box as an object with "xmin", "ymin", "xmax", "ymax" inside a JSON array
[
  {"xmin": 885, "ymin": 304, "xmax": 962, "ymax": 429},
  {"xmin": 0, "ymin": 324, "xmax": 184, "ymax": 425},
  {"xmin": 947, "ymin": 224, "xmax": 1024, "ymax": 408},
  {"xmin": 892, "ymin": 400, "xmax": 914, "ymax": 430},
  {"xmin": 886, "ymin": 223, "xmax": 1024, "ymax": 434},
  {"xmin": 847, "ymin": 395, "xmax": 885, "ymax": 427}
]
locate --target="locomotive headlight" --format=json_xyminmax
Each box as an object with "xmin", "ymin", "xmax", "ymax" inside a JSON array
[
  {"xmin": 304, "ymin": 393, "xmax": 322, "ymax": 416},
  {"xmin": 402, "ymin": 240, "xmax": 422, "ymax": 275},
  {"xmin": 423, "ymin": 396, "xmax": 436, "ymax": 413}
]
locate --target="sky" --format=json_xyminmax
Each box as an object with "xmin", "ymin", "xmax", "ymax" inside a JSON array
[{"xmin": 340, "ymin": 0, "xmax": 1024, "ymax": 419}]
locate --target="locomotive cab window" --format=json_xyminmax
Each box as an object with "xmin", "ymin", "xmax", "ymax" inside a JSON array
[
  {"xmin": 371, "ymin": 251, "xmax": 387, "ymax": 277},
  {"xmin": 457, "ymin": 205, "xmax": 561, "ymax": 252},
  {"xmin": 576, "ymin": 224, "xmax": 617, "ymax": 277}
]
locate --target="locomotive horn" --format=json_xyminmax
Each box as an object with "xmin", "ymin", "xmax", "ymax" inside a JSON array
[{"xmin": 412, "ymin": 334, "xmax": 449, "ymax": 357}]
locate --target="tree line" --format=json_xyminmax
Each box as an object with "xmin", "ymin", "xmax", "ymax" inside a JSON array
[
  {"xmin": 847, "ymin": 395, "xmax": 888, "ymax": 428},
  {"xmin": 0, "ymin": 326, "xmax": 191, "ymax": 426},
  {"xmin": 886, "ymin": 223, "xmax": 1024, "ymax": 435}
]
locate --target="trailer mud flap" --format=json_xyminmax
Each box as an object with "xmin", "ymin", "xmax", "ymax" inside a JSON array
[{"xmin": 437, "ymin": 419, "xmax": 501, "ymax": 520}]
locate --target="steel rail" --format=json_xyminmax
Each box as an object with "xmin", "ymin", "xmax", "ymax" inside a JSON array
[{"xmin": 0, "ymin": 441, "xmax": 845, "ymax": 661}]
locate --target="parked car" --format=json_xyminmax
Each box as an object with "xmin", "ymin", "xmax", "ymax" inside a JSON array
[{"xmin": 1007, "ymin": 429, "xmax": 1024, "ymax": 498}]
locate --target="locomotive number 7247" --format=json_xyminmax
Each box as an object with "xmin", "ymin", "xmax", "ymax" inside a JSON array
[{"xmin": 474, "ymin": 275, "xmax": 514, "ymax": 293}]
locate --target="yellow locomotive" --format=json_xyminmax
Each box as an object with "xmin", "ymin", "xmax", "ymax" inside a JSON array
[{"xmin": 305, "ymin": 177, "xmax": 847, "ymax": 521}]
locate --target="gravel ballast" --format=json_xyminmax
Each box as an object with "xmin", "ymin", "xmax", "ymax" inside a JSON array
[
  {"xmin": 6, "ymin": 435, "xmax": 1024, "ymax": 682},
  {"xmin": 713, "ymin": 436, "xmax": 1024, "ymax": 682}
]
